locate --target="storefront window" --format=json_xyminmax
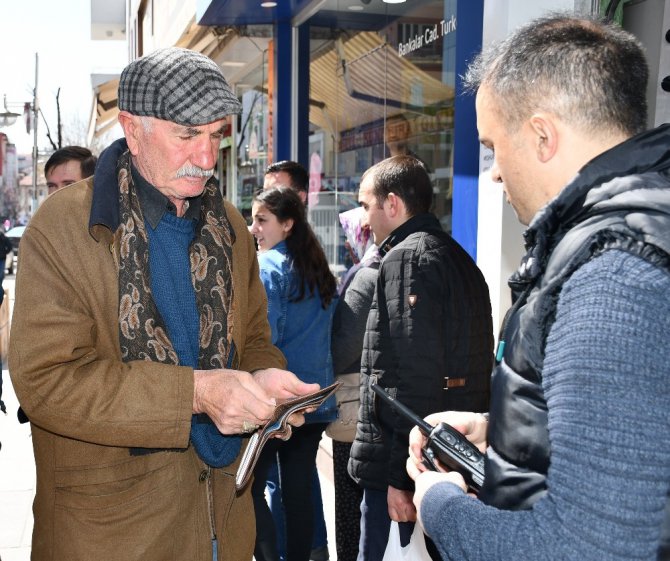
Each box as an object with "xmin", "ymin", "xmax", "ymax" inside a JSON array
[
  {"xmin": 307, "ymin": 0, "xmax": 457, "ymax": 278},
  {"xmin": 225, "ymin": 27, "xmax": 273, "ymax": 222},
  {"xmin": 221, "ymin": 3, "xmax": 459, "ymax": 278},
  {"xmin": 237, "ymin": 82, "xmax": 271, "ymax": 221}
]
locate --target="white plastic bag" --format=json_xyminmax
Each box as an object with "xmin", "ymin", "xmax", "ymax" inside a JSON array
[{"xmin": 382, "ymin": 521, "xmax": 432, "ymax": 561}]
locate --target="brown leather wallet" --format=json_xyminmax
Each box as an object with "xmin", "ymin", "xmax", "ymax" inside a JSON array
[{"xmin": 235, "ymin": 381, "xmax": 342, "ymax": 491}]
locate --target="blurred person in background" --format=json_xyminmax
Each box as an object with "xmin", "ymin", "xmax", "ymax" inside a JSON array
[
  {"xmin": 0, "ymin": 226, "xmax": 13, "ymax": 421},
  {"xmin": 0, "ymin": 228, "xmax": 12, "ymax": 302},
  {"xmin": 262, "ymin": 159, "xmax": 331, "ymax": 561},
  {"xmin": 328, "ymin": 206, "xmax": 380, "ymax": 561},
  {"xmin": 44, "ymin": 145, "xmax": 97, "ymax": 194},
  {"xmin": 384, "ymin": 115, "xmax": 431, "ymax": 173},
  {"xmin": 250, "ymin": 186, "xmax": 338, "ymax": 561},
  {"xmin": 264, "ymin": 160, "xmax": 309, "ymax": 204},
  {"xmin": 9, "ymin": 47, "xmax": 315, "ymax": 561},
  {"xmin": 407, "ymin": 15, "xmax": 670, "ymax": 561}
]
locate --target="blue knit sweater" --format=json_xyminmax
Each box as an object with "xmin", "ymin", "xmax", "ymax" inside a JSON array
[
  {"xmin": 147, "ymin": 212, "xmax": 240, "ymax": 467},
  {"xmin": 420, "ymin": 250, "xmax": 670, "ymax": 560}
]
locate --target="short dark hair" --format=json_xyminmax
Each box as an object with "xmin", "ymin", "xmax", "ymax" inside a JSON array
[
  {"xmin": 362, "ymin": 155, "xmax": 433, "ymax": 216},
  {"xmin": 464, "ymin": 14, "xmax": 648, "ymax": 137},
  {"xmin": 264, "ymin": 160, "xmax": 309, "ymax": 194},
  {"xmin": 45, "ymin": 146, "xmax": 97, "ymax": 179}
]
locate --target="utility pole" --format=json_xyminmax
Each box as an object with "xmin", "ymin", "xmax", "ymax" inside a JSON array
[{"xmin": 31, "ymin": 53, "xmax": 39, "ymax": 216}]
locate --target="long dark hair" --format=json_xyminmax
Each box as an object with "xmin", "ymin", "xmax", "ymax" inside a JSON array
[{"xmin": 254, "ymin": 187, "xmax": 336, "ymax": 308}]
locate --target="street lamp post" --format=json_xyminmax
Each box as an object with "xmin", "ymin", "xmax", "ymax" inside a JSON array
[
  {"xmin": 0, "ymin": 53, "xmax": 40, "ymax": 217},
  {"xmin": 0, "ymin": 101, "xmax": 20, "ymax": 128},
  {"xmin": 31, "ymin": 53, "xmax": 39, "ymax": 215}
]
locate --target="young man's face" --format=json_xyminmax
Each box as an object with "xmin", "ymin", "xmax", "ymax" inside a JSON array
[
  {"xmin": 46, "ymin": 160, "xmax": 84, "ymax": 194},
  {"xmin": 263, "ymin": 171, "xmax": 307, "ymax": 204},
  {"xmin": 357, "ymin": 174, "xmax": 391, "ymax": 244}
]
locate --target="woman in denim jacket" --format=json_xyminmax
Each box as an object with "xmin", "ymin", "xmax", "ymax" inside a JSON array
[{"xmin": 250, "ymin": 187, "xmax": 338, "ymax": 561}]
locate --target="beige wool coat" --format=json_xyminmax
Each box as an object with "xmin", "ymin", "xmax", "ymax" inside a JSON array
[{"xmin": 9, "ymin": 177, "xmax": 285, "ymax": 561}]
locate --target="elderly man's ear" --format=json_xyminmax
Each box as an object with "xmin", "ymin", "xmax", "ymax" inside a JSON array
[
  {"xmin": 117, "ymin": 111, "xmax": 142, "ymax": 156},
  {"xmin": 529, "ymin": 114, "xmax": 558, "ymax": 163}
]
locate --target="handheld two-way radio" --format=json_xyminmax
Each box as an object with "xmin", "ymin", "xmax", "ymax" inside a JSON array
[{"xmin": 371, "ymin": 384, "xmax": 485, "ymax": 493}]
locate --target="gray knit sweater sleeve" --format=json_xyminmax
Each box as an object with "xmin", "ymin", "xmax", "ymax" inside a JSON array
[{"xmin": 420, "ymin": 250, "xmax": 670, "ymax": 561}]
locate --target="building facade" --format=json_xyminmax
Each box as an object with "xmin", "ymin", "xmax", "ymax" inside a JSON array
[
  {"xmin": 97, "ymin": 0, "xmax": 669, "ymax": 330},
  {"xmin": 193, "ymin": 0, "xmax": 483, "ymax": 280}
]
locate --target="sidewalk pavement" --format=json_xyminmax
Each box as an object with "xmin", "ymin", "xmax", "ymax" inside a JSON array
[
  {"xmin": 0, "ymin": 368, "xmax": 34, "ymax": 561},
  {"xmin": 0, "ymin": 276, "xmax": 338, "ymax": 561},
  {"xmin": 1, "ymin": 277, "xmax": 33, "ymax": 561}
]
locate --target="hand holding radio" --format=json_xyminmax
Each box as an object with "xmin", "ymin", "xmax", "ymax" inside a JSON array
[
  {"xmin": 407, "ymin": 411, "xmax": 488, "ymax": 492},
  {"xmin": 371, "ymin": 384, "xmax": 487, "ymax": 493}
]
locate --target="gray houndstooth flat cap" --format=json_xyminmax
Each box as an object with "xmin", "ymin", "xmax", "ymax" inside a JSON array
[{"xmin": 118, "ymin": 47, "xmax": 242, "ymax": 126}]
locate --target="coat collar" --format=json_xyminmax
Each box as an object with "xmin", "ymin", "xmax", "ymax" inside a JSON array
[
  {"xmin": 512, "ymin": 124, "xmax": 670, "ymax": 288},
  {"xmin": 378, "ymin": 213, "xmax": 442, "ymax": 257}
]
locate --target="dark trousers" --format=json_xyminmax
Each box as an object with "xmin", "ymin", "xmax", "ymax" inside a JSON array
[
  {"xmin": 333, "ymin": 440, "xmax": 362, "ymax": 561},
  {"xmin": 252, "ymin": 422, "xmax": 327, "ymax": 561},
  {"xmin": 357, "ymin": 487, "xmax": 440, "ymax": 561},
  {"xmin": 266, "ymin": 462, "xmax": 328, "ymax": 560},
  {"xmin": 0, "ymin": 258, "xmax": 6, "ymax": 307}
]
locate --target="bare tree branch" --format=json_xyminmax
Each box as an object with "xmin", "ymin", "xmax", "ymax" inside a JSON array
[
  {"xmin": 39, "ymin": 108, "xmax": 58, "ymax": 151},
  {"xmin": 56, "ymin": 88, "xmax": 62, "ymax": 149}
]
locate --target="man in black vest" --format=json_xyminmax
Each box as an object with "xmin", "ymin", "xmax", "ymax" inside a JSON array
[{"xmin": 407, "ymin": 14, "xmax": 670, "ymax": 561}]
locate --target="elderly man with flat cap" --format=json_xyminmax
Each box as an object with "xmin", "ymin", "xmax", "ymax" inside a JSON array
[{"xmin": 9, "ymin": 47, "xmax": 317, "ymax": 561}]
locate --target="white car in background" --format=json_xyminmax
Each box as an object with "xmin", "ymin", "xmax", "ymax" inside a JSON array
[{"xmin": 5, "ymin": 225, "xmax": 26, "ymax": 275}]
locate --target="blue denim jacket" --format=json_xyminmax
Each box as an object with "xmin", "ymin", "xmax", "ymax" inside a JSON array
[{"xmin": 258, "ymin": 241, "xmax": 337, "ymax": 424}]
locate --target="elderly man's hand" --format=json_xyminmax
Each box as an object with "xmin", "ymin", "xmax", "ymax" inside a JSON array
[
  {"xmin": 254, "ymin": 368, "xmax": 320, "ymax": 428},
  {"xmin": 192, "ymin": 369, "xmax": 279, "ymax": 434},
  {"xmin": 253, "ymin": 368, "xmax": 319, "ymax": 400},
  {"xmin": 193, "ymin": 368, "xmax": 319, "ymax": 434}
]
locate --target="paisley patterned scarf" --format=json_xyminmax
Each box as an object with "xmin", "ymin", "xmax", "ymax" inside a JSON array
[{"xmin": 113, "ymin": 150, "xmax": 241, "ymax": 466}]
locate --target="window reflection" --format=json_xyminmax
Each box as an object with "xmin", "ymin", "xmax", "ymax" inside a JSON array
[{"xmin": 229, "ymin": 1, "xmax": 458, "ymax": 279}]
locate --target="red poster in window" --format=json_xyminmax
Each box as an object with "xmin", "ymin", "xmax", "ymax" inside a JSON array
[{"xmin": 267, "ymin": 39, "xmax": 274, "ymax": 165}]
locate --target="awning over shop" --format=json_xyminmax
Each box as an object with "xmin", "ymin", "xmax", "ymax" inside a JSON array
[
  {"xmin": 309, "ymin": 31, "xmax": 454, "ymax": 138},
  {"xmin": 197, "ymin": 0, "xmax": 315, "ymax": 26},
  {"xmin": 89, "ymin": 18, "xmax": 240, "ymax": 140},
  {"xmin": 175, "ymin": 18, "xmax": 238, "ymax": 59},
  {"xmin": 90, "ymin": 76, "xmax": 120, "ymax": 140}
]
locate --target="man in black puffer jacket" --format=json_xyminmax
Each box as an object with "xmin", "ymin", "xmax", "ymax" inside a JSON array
[{"xmin": 348, "ymin": 155, "xmax": 493, "ymax": 561}]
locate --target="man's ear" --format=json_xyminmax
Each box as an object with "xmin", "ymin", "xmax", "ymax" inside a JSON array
[
  {"xmin": 529, "ymin": 114, "xmax": 558, "ymax": 163},
  {"xmin": 385, "ymin": 192, "xmax": 405, "ymax": 219},
  {"xmin": 117, "ymin": 111, "xmax": 141, "ymax": 156}
]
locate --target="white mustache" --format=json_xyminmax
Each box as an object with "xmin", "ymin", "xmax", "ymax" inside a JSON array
[{"xmin": 175, "ymin": 165, "xmax": 213, "ymax": 179}]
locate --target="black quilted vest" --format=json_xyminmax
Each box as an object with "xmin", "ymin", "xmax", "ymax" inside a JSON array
[{"xmin": 480, "ymin": 125, "xmax": 670, "ymax": 559}]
